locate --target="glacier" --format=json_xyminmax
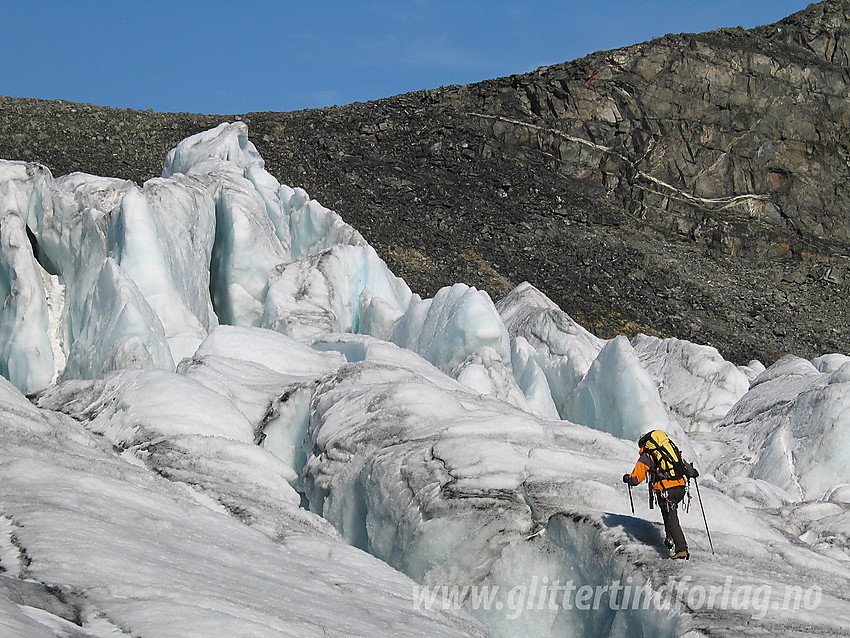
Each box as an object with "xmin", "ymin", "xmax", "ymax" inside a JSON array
[{"xmin": 0, "ymin": 123, "xmax": 848, "ymax": 637}]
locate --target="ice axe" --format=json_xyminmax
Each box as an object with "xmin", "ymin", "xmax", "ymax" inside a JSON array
[{"xmin": 693, "ymin": 477, "xmax": 715, "ymax": 555}]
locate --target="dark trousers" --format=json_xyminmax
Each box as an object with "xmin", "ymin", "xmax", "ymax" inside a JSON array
[{"xmin": 658, "ymin": 485, "xmax": 687, "ymax": 552}]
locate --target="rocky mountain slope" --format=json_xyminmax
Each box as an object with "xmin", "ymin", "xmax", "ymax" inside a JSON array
[{"xmin": 2, "ymin": 0, "xmax": 849, "ymax": 364}]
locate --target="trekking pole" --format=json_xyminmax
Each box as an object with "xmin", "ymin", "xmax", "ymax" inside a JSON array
[
  {"xmin": 693, "ymin": 478, "xmax": 715, "ymax": 555},
  {"xmin": 627, "ymin": 483, "xmax": 635, "ymax": 515}
]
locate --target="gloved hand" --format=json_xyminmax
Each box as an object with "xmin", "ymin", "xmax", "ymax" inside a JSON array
[
  {"xmin": 622, "ymin": 473, "xmax": 632, "ymax": 484},
  {"xmin": 685, "ymin": 463, "xmax": 699, "ymax": 478}
]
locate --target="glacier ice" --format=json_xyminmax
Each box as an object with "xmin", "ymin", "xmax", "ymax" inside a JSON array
[
  {"xmin": 508, "ymin": 335, "xmax": 562, "ymax": 418},
  {"xmin": 708, "ymin": 355, "xmax": 850, "ymax": 501},
  {"xmin": 298, "ymin": 326, "xmax": 846, "ymax": 636},
  {"xmin": 812, "ymin": 353, "xmax": 850, "ymax": 374},
  {"xmin": 282, "ymin": 184, "xmax": 366, "ymax": 259},
  {"xmin": 563, "ymin": 335, "xmax": 680, "ymax": 444},
  {"xmin": 312, "ymin": 332, "xmax": 469, "ymax": 392},
  {"xmin": 0, "ymin": 205, "xmax": 53, "ymax": 393},
  {"xmin": 38, "ymin": 368, "xmax": 257, "ymax": 447},
  {"xmin": 19, "ymin": 167, "xmax": 215, "ymax": 382},
  {"xmin": 194, "ymin": 324, "xmax": 345, "ymax": 377},
  {"xmin": 0, "ymin": 383, "xmax": 486, "ymax": 637},
  {"xmin": 779, "ymin": 500, "xmax": 850, "ymax": 561},
  {"xmin": 631, "ymin": 333, "xmax": 751, "ymax": 433},
  {"xmin": 202, "ymin": 161, "xmax": 288, "ymax": 326},
  {"xmin": 0, "ymin": 123, "xmax": 372, "ymax": 389},
  {"xmin": 60, "ymin": 257, "xmax": 175, "ymax": 379},
  {"xmin": 299, "ymin": 346, "xmax": 636, "ymax": 584},
  {"xmin": 738, "ymin": 358, "xmax": 767, "ymax": 381},
  {"xmin": 180, "ymin": 325, "xmax": 346, "ymax": 487},
  {"xmin": 119, "ymin": 178, "xmax": 218, "ymax": 358},
  {"xmin": 469, "ymin": 515, "xmax": 683, "ymax": 637},
  {"xmin": 0, "ymin": 372, "xmax": 42, "ymax": 413},
  {"xmin": 263, "ymin": 243, "xmax": 412, "ymax": 339},
  {"xmin": 162, "ymin": 121, "xmax": 265, "ymax": 177},
  {"xmin": 2, "ymin": 123, "xmax": 850, "ymax": 637},
  {"xmin": 0, "ymin": 160, "xmax": 64, "ymax": 393},
  {"xmin": 389, "ymin": 282, "xmax": 510, "ymax": 375},
  {"xmin": 453, "ymin": 345, "xmax": 539, "ymax": 413},
  {"xmin": 497, "ymin": 282, "xmax": 604, "ymax": 418},
  {"xmin": 1, "ymin": 125, "xmax": 511, "ymax": 399}
]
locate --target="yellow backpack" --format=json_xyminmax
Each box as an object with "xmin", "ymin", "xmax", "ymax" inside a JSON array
[{"xmin": 639, "ymin": 430, "xmax": 687, "ymax": 482}]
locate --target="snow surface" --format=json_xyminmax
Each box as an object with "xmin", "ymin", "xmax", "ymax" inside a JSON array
[{"xmin": 0, "ymin": 124, "xmax": 848, "ymax": 637}]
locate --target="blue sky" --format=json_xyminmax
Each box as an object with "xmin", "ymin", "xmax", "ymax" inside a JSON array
[{"xmin": 2, "ymin": 1, "xmax": 808, "ymax": 114}]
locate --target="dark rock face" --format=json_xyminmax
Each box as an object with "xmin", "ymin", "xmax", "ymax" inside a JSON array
[{"xmin": 1, "ymin": 1, "xmax": 848, "ymax": 364}]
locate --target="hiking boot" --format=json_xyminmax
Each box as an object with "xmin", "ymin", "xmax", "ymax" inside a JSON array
[
  {"xmin": 671, "ymin": 550, "xmax": 690, "ymax": 560},
  {"xmin": 664, "ymin": 536, "xmax": 674, "ymax": 550}
]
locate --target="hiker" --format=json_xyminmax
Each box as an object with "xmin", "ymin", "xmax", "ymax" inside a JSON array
[{"xmin": 623, "ymin": 429, "xmax": 698, "ymax": 560}]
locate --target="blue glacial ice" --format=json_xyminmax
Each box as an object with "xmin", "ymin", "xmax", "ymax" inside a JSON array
[{"xmin": 0, "ymin": 161, "xmax": 57, "ymax": 393}]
